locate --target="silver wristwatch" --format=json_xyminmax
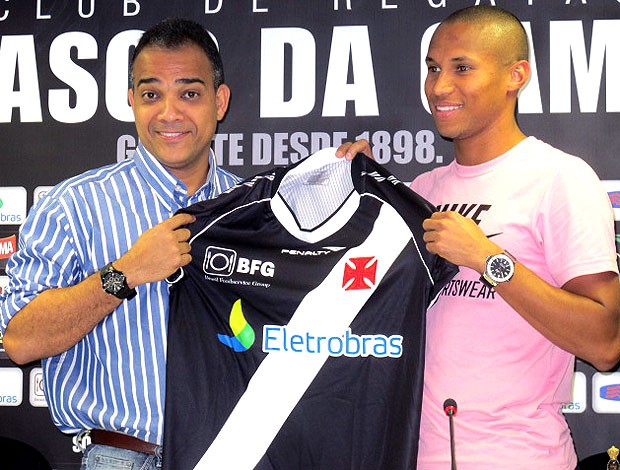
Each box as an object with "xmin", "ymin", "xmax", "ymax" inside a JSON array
[{"xmin": 480, "ymin": 251, "xmax": 516, "ymax": 288}]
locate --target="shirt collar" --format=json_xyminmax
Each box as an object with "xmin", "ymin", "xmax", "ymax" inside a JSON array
[{"xmin": 132, "ymin": 143, "xmax": 219, "ymax": 207}]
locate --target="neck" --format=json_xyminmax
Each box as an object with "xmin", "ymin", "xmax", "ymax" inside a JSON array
[
  {"xmin": 454, "ymin": 123, "xmax": 527, "ymax": 166},
  {"xmin": 169, "ymin": 160, "xmax": 210, "ymax": 197},
  {"xmin": 179, "ymin": 170, "xmax": 209, "ymax": 196}
]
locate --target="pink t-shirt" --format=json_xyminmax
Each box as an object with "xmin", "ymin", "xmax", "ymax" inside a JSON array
[{"xmin": 411, "ymin": 137, "xmax": 618, "ymax": 469}]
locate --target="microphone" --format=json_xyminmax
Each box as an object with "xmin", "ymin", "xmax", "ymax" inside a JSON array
[{"xmin": 443, "ymin": 398, "xmax": 458, "ymax": 470}]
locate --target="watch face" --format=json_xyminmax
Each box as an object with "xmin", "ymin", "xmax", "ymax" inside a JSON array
[
  {"xmin": 102, "ymin": 272, "xmax": 125, "ymax": 294},
  {"xmin": 488, "ymin": 254, "xmax": 514, "ymax": 283}
]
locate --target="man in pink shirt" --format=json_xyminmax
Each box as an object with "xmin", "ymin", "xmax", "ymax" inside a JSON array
[{"xmin": 341, "ymin": 6, "xmax": 620, "ymax": 468}]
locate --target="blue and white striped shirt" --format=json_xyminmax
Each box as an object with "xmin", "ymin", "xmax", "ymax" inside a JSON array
[{"xmin": 0, "ymin": 143, "xmax": 241, "ymax": 445}]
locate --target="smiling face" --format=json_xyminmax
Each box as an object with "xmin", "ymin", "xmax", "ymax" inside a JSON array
[
  {"xmin": 425, "ymin": 22, "xmax": 512, "ymax": 141},
  {"xmin": 424, "ymin": 21, "xmax": 529, "ymax": 162},
  {"xmin": 128, "ymin": 43, "xmax": 230, "ymax": 191}
]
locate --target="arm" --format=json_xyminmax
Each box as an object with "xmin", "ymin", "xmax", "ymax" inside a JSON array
[
  {"xmin": 422, "ymin": 211, "xmax": 620, "ymax": 371},
  {"xmin": 3, "ymin": 212, "xmax": 195, "ymax": 365}
]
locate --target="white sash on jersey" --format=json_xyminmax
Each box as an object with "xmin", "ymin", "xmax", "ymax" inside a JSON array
[{"xmin": 193, "ymin": 203, "xmax": 413, "ymax": 470}]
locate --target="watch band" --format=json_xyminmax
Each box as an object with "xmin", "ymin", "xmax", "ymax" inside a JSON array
[
  {"xmin": 480, "ymin": 271, "xmax": 499, "ymax": 288},
  {"xmin": 503, "ymin": 250, "xmax": 517, "ymax": 263}
]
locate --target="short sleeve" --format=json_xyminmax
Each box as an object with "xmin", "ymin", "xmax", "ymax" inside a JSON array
[{"xmin": 538, "ymin": 159, "xmax": 618, "ymax": 286}]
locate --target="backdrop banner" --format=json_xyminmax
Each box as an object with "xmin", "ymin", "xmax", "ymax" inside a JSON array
[{"xmin": 1, "ymin": 1, "xmax": 619, "ymax": 467}]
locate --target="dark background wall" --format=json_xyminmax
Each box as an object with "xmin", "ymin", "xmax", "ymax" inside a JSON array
[{"xmin": 1, "ymin": 1, "xmax": 619, "ymax": 467}]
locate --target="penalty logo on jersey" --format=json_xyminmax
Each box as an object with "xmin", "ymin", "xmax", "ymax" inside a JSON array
[{"xmin": 217, "ymin": 299, "xmax": 256, "ymax": 352}]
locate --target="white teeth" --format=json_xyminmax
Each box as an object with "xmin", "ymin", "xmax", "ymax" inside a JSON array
[
  {"xmin": 160, "ymin": 132, "xmax": 183, "ymax": 137},
  {"xmin": 436, "ymin": 105, "xmax": 461, "ymax": 112}
]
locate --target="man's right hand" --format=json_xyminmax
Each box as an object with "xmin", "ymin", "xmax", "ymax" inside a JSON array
[
  {"xmin": 115, "ymin": 212, "xmax": 196, "ymax": 288},
  {"xmin": 335, "ymin": 139, "xmax": 373, "ymax": 161}
]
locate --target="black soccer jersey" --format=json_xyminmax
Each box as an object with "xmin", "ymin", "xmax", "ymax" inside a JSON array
[{"xmin": 163, "ymin": 149, "xmax": 457, "ymax": 470}]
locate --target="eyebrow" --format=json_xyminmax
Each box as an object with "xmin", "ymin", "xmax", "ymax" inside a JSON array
[
  {"xmin": 426, "ymin": 55, "xmax": 470, "ymax": 63},
  {"xmin": 136, "ymin": 77, "xmax": 207, "ymax": 87}
]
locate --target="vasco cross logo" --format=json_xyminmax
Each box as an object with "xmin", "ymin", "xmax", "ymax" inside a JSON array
[
  {"xmin": 342, "ymin": 256, "xmax": 378, "ymax": 291},
  {"xmin": 218, "ymin": 299, "xmax": 256, "ymax": 352}
]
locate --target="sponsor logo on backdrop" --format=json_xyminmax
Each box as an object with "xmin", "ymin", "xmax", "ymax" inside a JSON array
[
  {"xmin": 0, "ymin": 235, "xmax": 17, "ymax": 260},
  {"xmin": 592, "ymin": 372, "xmax": 620, "ymax": 413},
  {"xmin": 0, "ymin": 230, "xmax": 18, "ymax": 274},
  {"xmin": 0, "ymin": 187, "xmax": 27, "ymax": 226},
  {"xmin": 562, "ymin": 371, "xmax": 586, "ymax": 414},
  {"xmin": 33, "ymin": 186, "xmax": 54, "ymax": 206},
  {"xmin": 0, "ymin": 368, "xmax": 23, "ymax": 406},
  {"xmin": 0, "ymin": 275, "xmax": 7, "ymax": 295},
  {"xmin": 0, "ymin": 276, "xmax": 7, "ymax": 359},
  {"xmin": 602, "ymin": 181, "xmax": 620, "ymax": 221},
  {"xmin": 30, "ymin": 368, "xmax": 48, "ymax": 408}
]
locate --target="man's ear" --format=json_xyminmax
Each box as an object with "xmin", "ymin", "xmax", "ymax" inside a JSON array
[
  {"xmin": 128, "ymin": 88, "xmax": 135, "ymax": 108},
  {"xmin": 215, "ymin": 84, "xmax": 231, "ymax": 121},
  {"xmin": 508, "ymin": 59, "xmax": 530, "ymax": 94}
]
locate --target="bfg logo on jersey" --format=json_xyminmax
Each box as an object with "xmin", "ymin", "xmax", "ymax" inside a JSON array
[{"xmin": 203, "ymin": 246, "xmax": 275, "ymax": 278}]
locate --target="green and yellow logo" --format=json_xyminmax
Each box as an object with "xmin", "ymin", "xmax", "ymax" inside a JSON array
[{"xmin": 218, "ymin": 299, "xmax": 255, "ymax": 352}]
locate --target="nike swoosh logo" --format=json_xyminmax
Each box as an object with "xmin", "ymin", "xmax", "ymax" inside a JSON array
[{"xmin": 486, "ymin": 232, "xmax": 503, "ymax": 239}]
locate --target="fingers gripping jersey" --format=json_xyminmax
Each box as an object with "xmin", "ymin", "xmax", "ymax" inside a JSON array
[{"xmin": 163, "ymin": 148, "xmax": 457, "ymax": 470}]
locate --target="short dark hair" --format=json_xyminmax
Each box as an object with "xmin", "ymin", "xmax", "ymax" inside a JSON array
[
  {"xmin": 129, "ymin": 18, "xmax": 224, "ymax": 89},
  {"xmin": 442, "ymin": 6, "xmax": 529, "ymax": 62}
]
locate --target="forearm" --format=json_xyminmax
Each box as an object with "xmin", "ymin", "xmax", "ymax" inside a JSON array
[
  {"xmin": 493, "ymin": 263, "xmax": 620, "ymax": 370},
  {"xmin": 423, "ymin": 211, "xmax": 620, "ymax": 370},
  {"xmin": 3, "ymin": 212, "xmax": 196, "ymax": 365},
  {"xmin": 3, "ymin": 272, "xmax": 121, "ymax": 364}
]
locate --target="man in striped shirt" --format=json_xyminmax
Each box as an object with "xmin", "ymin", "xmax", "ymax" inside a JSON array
[{"xmin": 0, "ymin": 18, "xmax": 241, "ymax": 469}]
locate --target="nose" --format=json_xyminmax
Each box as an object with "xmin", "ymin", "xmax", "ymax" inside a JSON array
[
  {"xmin": 427, "ymin": 71, "xmax": 454, "ymax": 98},
  {"xmin": 159, "ymin": 96, "xmax": 182, "ymax": 121}
]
